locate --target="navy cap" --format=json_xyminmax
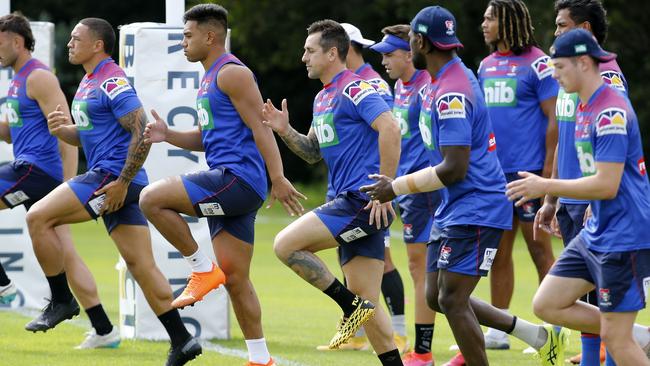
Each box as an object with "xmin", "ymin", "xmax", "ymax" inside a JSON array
[
  {"xmin": 370, "ymin": 34, "xmax": 410, "ymax": 53},
  {"xmin": 410, "ymin": 6, "xmax": 463, "ymax": 50},
  {"xmin": 550, "ymin": 28, "xmax": 616, "ymax": 62}
]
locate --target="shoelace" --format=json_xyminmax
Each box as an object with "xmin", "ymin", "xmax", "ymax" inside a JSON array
[{"xmin": 184, "ymin": 273, "xmax": 202, "ymax": 293}]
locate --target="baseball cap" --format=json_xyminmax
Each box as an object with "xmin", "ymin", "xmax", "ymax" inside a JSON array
[
  {"xmin": 370, "ymin": 34, "xmax": 410, "ymax": 53},
  {"xmin": 341, "ymin": 23, "xmax": 375, "ymax": 47},
  {"xmin": 410, "ymin": 6, "xmax": 463, "ymax": 50},
  {"xmin": 550, "ymin": 28, "xmax": 616, "ymax": 62}
]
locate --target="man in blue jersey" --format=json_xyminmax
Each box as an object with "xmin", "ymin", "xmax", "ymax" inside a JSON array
[
  {"xmin": 507, "ymin": 28, "xmax": 650, "ymax": 366},
  {"xmin": 140, "ymin": 5, "xmax": 304, "ymax": 366},
  {"xmin": 30, "ymin": 18, "xmax": 199, "ymax": 366},
  {"xmin": 362, "ymin": 6, "xmax": 570, "ymax": 366},
  {"xmin": 536, "ymin": 1, "xmax": 628, "ymax": 364},
  {"xmin": 316, "ymin": 22, "xmax": 407, "ymax": 354},
  {"xmin": 262, "ymin": 19, "xmax": 404, "ymax": 366},
  {"xmin": 477, "ymin": 0, "xmax": 559, "ymax": 351},
  {"xmin": 0, "ymin": 13, "xmax": 119, "ymax": 349},
  {"xmin": 370, "ymin": 24, "xmax": 439, "ymax": 366}
]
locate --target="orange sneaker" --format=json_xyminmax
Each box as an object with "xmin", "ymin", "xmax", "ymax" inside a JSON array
[
  {"xmin": 403, "ymin": 351, "xmax": 434, "ymax": 366},
  {"xmin": 442, "ymin": 352, "xmax": 465, "ymax": 366},
  {"xmin": 245, "ymin": 358, "xmax": 275, "ymax": 366},
  {"xmin": 171, "ymin": 262, "xmax": 226, "ymax": 308},
  {"xmin": 568, "ymin": 342, "xmax": 607, "ymax": 364}
]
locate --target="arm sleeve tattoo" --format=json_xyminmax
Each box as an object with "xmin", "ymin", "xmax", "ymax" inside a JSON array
[
  {"xmin": 280, "ymin": 127, "xmax": 322, "ymax": 164},
  {"xmin": 117, "ymin": 107, "xmax": 151, "ymax": 183}
]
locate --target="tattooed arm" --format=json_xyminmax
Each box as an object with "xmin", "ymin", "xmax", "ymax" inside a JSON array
[
  {"xmin": 262, "ymin": 98, "xmax": 322, "ymax": 164},
  {"xmin": 94, "ymin": 107, "xmax": 151, "ymax": 214}
]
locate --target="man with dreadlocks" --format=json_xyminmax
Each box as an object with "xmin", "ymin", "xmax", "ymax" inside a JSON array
[{"xmin": 476, "ymin": 0, "xmax": 559, "ymax": 351}]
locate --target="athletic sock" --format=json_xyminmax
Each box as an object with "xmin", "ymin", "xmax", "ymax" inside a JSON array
[
  {"xmin": 381, "ymin": 269, "xmax": 405, "ymax": 317},
  {"xmin": 579, "ymin": 333, "xmax": 601, "ymax": 366},
  {"xmin": 414, "ymin": 323, "xmax": 434, "ymax": 354},
  {"xmin": 0, "ymin": 264, "xmax": 10, "ymax": 286},
  {"xmin": 509, "ymin": 316, "xmax": 547, "ymax": 350},
  {"xmin": 184, "ymin": 249, "xmax": 213, "ymax": 273},
  {"xmin": 323, "ymin": 278, "xmax": 358, "ymax": 317},
  {"xmin": 378, "ymin": 349, "xmax": 403, "ymax": 366},
  {"xmin": 245, "ymin": 338, "xmax": 271, "ymax": 364},
  {"xmin": 46, "ymin": 272, "xmax": 74, "ymax": 303},
  {"xmin": 158, "ymin": 309, "xmax": 192, "ymax": 347},
  {"xmin": 633, "ymin": 323, "xmax": 650, "ymax": 349},
  {"xmin": 605, "ymin": 350, "xmax": 616, "ymax": 366},
  {"xmin": 486, "ymin": 310, "xmax": 509, "ymax": 339},
  {"xmin": 85, "ymin": 304, "xmax": 113, "ymax": 336},
  {"xmin": 392, "ymin": 315, "xmax": 406, "ymax": 337}
]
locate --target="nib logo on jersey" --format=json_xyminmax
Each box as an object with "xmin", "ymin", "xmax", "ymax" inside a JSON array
[
  {"xmin": 595, "ymin": 108, "xmax": 627, "ymax": 136},
  {"xmin": 601, "ymin": 71, "xmax": 626, "ymax": 93},
  {"xmin": 556, "ymin": 90, "xmax": 578, "ymax": 122},
  {"xmin": 483, "ymin": 78, "xmax": 517, "ymax": 107}
]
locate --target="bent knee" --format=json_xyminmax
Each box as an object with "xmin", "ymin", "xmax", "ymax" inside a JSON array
[
  {"xmin": 532, "ymin": 292, "xmax": 553, "ymax": 321},
  {"xmin": 273, "ymin": 230, "xmax": 293, "ymax": 261},
  {"xmin": 138, "ymin": 186, "xmax": 159, "ymax": 213}
]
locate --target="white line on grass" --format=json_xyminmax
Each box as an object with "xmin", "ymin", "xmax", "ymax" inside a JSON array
[{"xmin": 7, "ymin": 308, "xmax": 311, "ymax": 366}]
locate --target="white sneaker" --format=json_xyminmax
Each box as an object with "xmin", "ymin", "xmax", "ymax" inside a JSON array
[
  {"xmin": 484, "ymin": 328, "xmax": 510, "ymax": 350},
  {"xmin": 0, "ymin": 282, "xmax": 17, "ymax": 304},
  {"xmin": 75, "ymin": 327, "xmax": 120, "ymax": 349}
]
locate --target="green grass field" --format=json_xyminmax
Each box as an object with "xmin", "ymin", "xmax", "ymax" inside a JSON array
[{"xmin": 1, "ymin": 185, "xmax": 648, "ymax": 365}]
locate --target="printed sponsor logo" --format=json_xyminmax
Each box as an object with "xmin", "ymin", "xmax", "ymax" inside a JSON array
[
  {"xmin": 483, "ymin": 78, "xmax": 517, "ymax": 107},
  {"xmin": 436, "ymin": 92, "xmax": 466, "ymax": 120},
  {"xmin": 100, "ymin": 77, "xmax": 132, "ymax": 100},
  {"xmin": 418, "ymin": 111, "xmax": 435, "ymax": 150},
  {"xmin": 5, "ymin": 99, "xmax": 22, "ymax": 127},
  {"xmin": 479, "ymin": 248, "xmax": 497, "ymax": 271},
  {"xmin": 417, "ymin": 24, "xmax": 428, "ymax": 33},
  {"xmin": 445, "ymin": 20, "xmax": 455, "ymax": 36},
  {"xmin": 88, "ymin": 194, "xmax": 106, "ymax": 216},
  {"xmin": 343, "ymin": 80, "xmax": 377, "ymax": 105},
  {"xmin": 197, "ymin": 97, "xmax": 214, "ymax": 130},
  {"xmin": 340, "ymin": 227, "xmax": 368, "ymax": 243},
  {"xmin": 531, "ymin": 56, "xmax": 554, "ymax": 79},
  {"xmin": 639, "ymin": 158, "xmax": 646, "ymax": 176},
  {"xmin": 3, "ymin": 190, "xmax": 29, "ymax": 206},
  {"xmin": 393, "ymin": 107, "xmax": 411, "ymax": 138},
  {"xmin": 199, "ymin": 203, "xmax": 225, "ymax": 216},
  {"xmin": 488, "ymin": 132, "xmax": 497, "ymax": 152},
  {"xmin": 438, "ymin": 245, "xmax": 452, "ymax": 265},
  {"xmin": 574, "ymin": 44, "xmax": 587, "ymax": 53},
  {"xmin": 556, "ymin": 90, "xmax": 577, "ymax": 122},
  {"xmin": 595, "ymin": 108, "xmax": 627, "ymax": 136},
  {"xmin": 312, "ymin": 112, "xmax": 339, "ymax": 147},
  {"xmin": 367, "ymin": 78, "xmax": 393, "ymax": 97},
  {"xmin": 599, "ymin": 288, "xmax": 612, "ymax": 306},
  {"xmin": 575, "ymin": 141, "xmax": 596, "ymax": 176},
  {"xmin": 72, "ymin": 100, "xmax": 93, "ymax": 131},
  {"xmin": 601, "ymin": 71, "xmax": 626, "ymax": 93}
]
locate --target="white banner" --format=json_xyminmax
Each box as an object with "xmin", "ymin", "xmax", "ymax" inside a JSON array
[
  {"xmin": 0, "ymin": 22, "xmax": 55, "ymax": 311},
  {"xmin": 117, "ymin": 23, "xmax": 229, "ymax": 340}
]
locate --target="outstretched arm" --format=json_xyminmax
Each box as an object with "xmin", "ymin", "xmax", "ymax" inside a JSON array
[
  {"xmin": 219, "ymin": 65, "xmax": 306, "ymax": 215},
  {"xmin": 262, "ymin": 98, "xmax": 322, "ymax": 164}
]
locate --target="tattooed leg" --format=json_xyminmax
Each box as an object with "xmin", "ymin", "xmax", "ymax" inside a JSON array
[{"xmin": 285, "ymin": 250, "xmax": 335, "ymax": 290}]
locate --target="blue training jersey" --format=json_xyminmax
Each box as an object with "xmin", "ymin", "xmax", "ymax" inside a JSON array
[
  {"xmin": 314, "ymin": 69, "xmax": 390, "ymax": 197},
  {"xmin": 72, "ymin": 57, "xmax": 148, "ymax": 185},
  {"xmin": 197, "ymin": 53, "xmax": 267, "ymax": 200},
  {"xmin": 576, "ymin": 84, "xmax": 650, "ymax": 252},
  {"xmin": 6, "ymin": 58, "xmax": 63, "ymax": 181},
  {"xmin": 393, "ymin": 69, "xmax": 431, "ymax": 176},
  {"xmin": 556, "ymin": 59, "xmax": 628, "ymax": 205},
  {"xmin": 478, "ymin": 47, "xmax": 559, "ymax": 173},
  {"xmin": 355, "ymin": 63, "xmax": 394, "ymax": 108},
  {"xmin": 423, "ymin": 57, "xmax": 511, "ymax": 230}
]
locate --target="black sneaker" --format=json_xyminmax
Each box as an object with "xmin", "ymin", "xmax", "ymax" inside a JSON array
[
  {"xmin": 166, "ymin": 337, "xmax": 202, "ymax": 366},
  {"xmin": 25, "ymin": 297, "xmax": 80, "ymax": 332}
]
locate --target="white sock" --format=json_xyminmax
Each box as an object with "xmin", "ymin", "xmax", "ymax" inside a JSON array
[
  {"xmin": 355, "ymin": 327, "xmax": 366, "ymax": 337},
  {"xmin": 245, "ymin": 338, "xmax": 271, "ymax": 364},
  {"xmin": 183, "ymin": 249, "xmax": 213, "ymax": 273},
  {"xmin": 392, "ymin": 314, "xmax": 406, "ymax": 336},
  {"xmin": 511, "ymin": 317, "xmax": 546, "ymax": 350},
  {"xmin": 633, "ymin": 324, "xmax": 650, "ymax": 349}
]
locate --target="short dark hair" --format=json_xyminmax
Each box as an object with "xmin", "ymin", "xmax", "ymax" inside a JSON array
[
  {"xmin": 381, "ymin": 24, "xmax": 410, "ymax": 42},
  {"xmin": 80, "ymin": 17, "xmax": 115, "ymax": 54},
  {"xmin": 183, "ymin": 3, "xmax": 228, "ymax": 32},
  {"xmin": 488, "ymin": 0, "xmax": 538, "ymax": 55},
  {"xmin": 0, "ymin": 12, "xmax": 35, "ymax": 52},
  {"xmin": 307, "ymin": 19, "xmax": 349, "ymax": 62},
  {"xmin": 554, "ymin": 0, "xmax": 608, "ymax": 45}
]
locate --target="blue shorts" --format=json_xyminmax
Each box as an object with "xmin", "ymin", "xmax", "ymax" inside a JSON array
[
  {"xmin": 315, "ymin": 191, "xmax": 392, "ymax": 266},
  {"xmin": 427, "ymin": 225, "xmax": 503, "ymax": 277},
  {"xmin": 0, "ymin": 160, "xmax": 60, "ymax": 210},
  {"xmin": 396, "ymin": 191, "xmax": 439, "ymax": 243},
  {"xmin": 550, "ymin": 236, "xmax": 650, "ymax": 312},
  {"xmin": 505, "ymin": 170, "xmax": 542, "ymax": 222},
  {"xmin": 556, "ymin": 203, "xmax": 588, "ymax": 247},
  {"xmin": 181, "ymin": 168, "xmax": 263, "ymax": 244},
  {"xmin": 68, "ymin": 169, "xmax": 148, "ymax": 233}
]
